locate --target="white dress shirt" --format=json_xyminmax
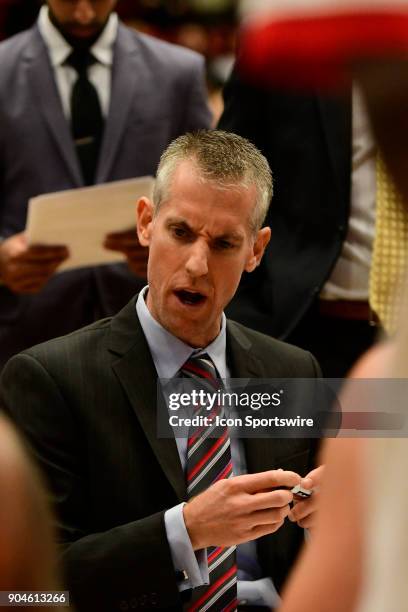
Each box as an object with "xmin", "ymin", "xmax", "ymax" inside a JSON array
[
  {"xmin": 37, "ymin": 5, "xmax": 117, "ymax": 119},
  {"xmin": 321, "ymin": 83, "xmax": 376, "ymax": 301}
]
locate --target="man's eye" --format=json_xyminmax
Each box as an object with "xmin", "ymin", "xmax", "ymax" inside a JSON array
[
  {"xmin": 215, "ymin": 240, "xmax": 234, "ymax": 250},
  {"xmin": 172, "ymin": 227, "xmax": 189, "ymax": 239}
]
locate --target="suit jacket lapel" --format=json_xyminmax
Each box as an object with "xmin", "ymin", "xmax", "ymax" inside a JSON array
[
  {"xmin": 316, "ymin": 90, "xmax": 352, "ymax": 209},
  {"xmin": 24, "ymin": 26, "xmax": 82, "ymax": 186},
  {"xmin": 226, "ymin": 320, "xmax": 263, "ymax": 379},
  {"xmin": 108, "ymin": 299, "xmax": 186, "ymax": 502},
  {"xmin": 96, "ymin": 25, "xmax": 140, "ymax": 182},
  {"xmin": 226, "ymin": 321, "xmax": 273, "ymax": 473},
  {"xmin": 226, "ymin": 321, "xmax": 301, "ymax": 473}
]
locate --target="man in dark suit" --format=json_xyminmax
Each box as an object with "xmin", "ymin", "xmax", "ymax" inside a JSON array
[
  {"xmin": 0, "ymin": 0, "xmax": 211, "ymax": 369},
  {"xmin": 219, "ymin": 70, "xmax": 378, "ymax": 377},
  {"xmin": 1, "ymin": 131, "xmax": 321, "ymax": 611}
]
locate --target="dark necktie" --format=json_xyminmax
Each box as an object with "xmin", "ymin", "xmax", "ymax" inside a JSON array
[
  {"xmin": 66, "ymin": 49, "xmax": 104, "ymax": 185},
  {"xmin": 181, "ymin": 354, "xmax": 238, "ymax": 612}
]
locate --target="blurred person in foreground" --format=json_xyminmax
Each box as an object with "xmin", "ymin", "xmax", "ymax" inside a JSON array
[
  {"xmin": 0, "ymin": 0, "xmax": 211, "ymax": 370},
  {"xmin": 280, "ymin": 65, "xmax": 408, "ymax": 611},
  {"xmin": 0, "ymin": 414, "xmax": 62, "ymax": 610},
  {"xmin": 233, "ymin": 1, "xmax": 408, "ymax": 611},
  {"xmin": 1, "ymin": 130, "xmax": 323, "ymax": 612}
]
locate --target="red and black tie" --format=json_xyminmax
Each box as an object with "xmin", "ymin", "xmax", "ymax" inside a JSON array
[{"xmin": 181, "ymin": 354, "xmax": 237, "ymax": 612}]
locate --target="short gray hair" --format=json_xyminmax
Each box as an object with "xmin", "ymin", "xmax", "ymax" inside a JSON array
[{"xmin": 153, "ymin": 130, "xmax": 273, "ymax": 232}]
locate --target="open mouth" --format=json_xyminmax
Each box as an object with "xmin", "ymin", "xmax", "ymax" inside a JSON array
[{"xmin": 174, "ymin": 289, "xmax": 206, "ymax": 306}]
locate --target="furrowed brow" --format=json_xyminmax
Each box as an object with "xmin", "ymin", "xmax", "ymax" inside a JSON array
[
  {"xmin": 215, "ymin": 231, "xmax": 244, "ymax": 244},
  {"xmin": 165, "ymin": 218, "xmax": 194, "ymax": 231}
]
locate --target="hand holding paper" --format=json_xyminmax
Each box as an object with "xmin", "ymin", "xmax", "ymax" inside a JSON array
[
  {"xmin": 104, "ymin": 229, "xmax": 148, "ymax": 278},
  {"xmin": 0, "ymin": 232, "xmax": 69, "ymax": 294},
  {"xmin": 26, "ymin": 177, "xmax": 154, "ymax": 273}
]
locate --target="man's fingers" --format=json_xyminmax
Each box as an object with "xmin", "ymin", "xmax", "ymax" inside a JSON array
[
  {"xmin": 127, "ymin": 263, "xmax": 148, "ymax": 278},
  {"xmin": 302, "ymin": 465, "xmax": 324, "ymax": 487},
  {"xmin": 4, "ymin": 260, "xmax": 66, "ymax": 293},
  {"xmin": 237, "ymin": 469, "xmax": 301, "ymax": 494},
  {"xmin": 105, "ymin": 240, "xmax": 130, "ymax": 251},
  {"xmin": 125, "ymin": 252, "xmax": 148, "ymax": 262},
  {"xmin": 8, "ymin": 262, "xmax": 63, "ymax": 281},
  {"xmin": 9, "ymin": 277, "xmax": 50, "ymax": 294},
  {"xmin": 249, "ymin": 488, "xmax": 293, "ymax": 511},
  {"xmin": 105, "ymin": 229, "xmax": 136, "ymax": 240},
  {"xmin": 16, "ymin": 246, "xmax": 69, "ymax": 263},
  {"xmin": 10, "ymin": 269, "xmax": 54, "ymax": 284},
  {"xmin": 0, "ymin": 235, "xmax": 68, "ymax": 294},
  {"xmin": 251, "ymin": 504, "xmax": 291, "ymax": 527},
  {"xmin": 301, "ymin": 477, "xmax": 314, "ymax": 490},
  {"xmin": 105, "ymin": 237, "xmax": 140, "ymax": 248},
  {"xmin": 104, "ymin": 230, "xmax": 139, "ymax": 250},
  {"xmin": 250, "ymin": 520, "xmax": 285, "ymax": 540},
  {"xmin": 288, "ymin": 497, "xmax": 318, "ymax": 522},
  {"xmin": 296, "ymin": 516, "xmax": 314, "ymax": 529}
]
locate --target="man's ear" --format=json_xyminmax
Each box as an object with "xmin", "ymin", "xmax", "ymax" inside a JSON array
[
  {"xmin": 245, "ymin": 227, "xmax": 271, "ymax": 273},
  {"xmin": 137, "ymin": 197, "xmax": 154, "ymax": 246}
]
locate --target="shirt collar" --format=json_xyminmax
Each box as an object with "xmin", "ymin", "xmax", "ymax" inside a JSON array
[
  {"xmin": 38, "ymin": 5, "xmax": 118, "ymax": 67},
  {"xmin": 136, "ymin": 286, "xmax": 228, "ymax": 380}
]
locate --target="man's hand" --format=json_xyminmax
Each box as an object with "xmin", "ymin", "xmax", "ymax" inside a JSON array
[
  {"xmin": 0, "ymin": 232, "xmax": 69, "ymax": 294},
  {"xmin": 183, "ymin": 469, "xmax": 301, "ymax": 551},
  {"xmin": 288, "ymin": 465, "xmax": 325, "ymax": 530},
  {"xmin": 104, "ymin": 229, "xmax": 148, "ymax": 277}
]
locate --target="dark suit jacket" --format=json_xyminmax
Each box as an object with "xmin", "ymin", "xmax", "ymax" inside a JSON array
[
  {"xmin": 1, "ymin": 298, "xmax": 319, "ymax": 611},
  {"xmin": 0, "ymin": 21, "xmax": 211, "ymax": 367},
  {"xmin": 218, "ymin": 69, "xmax": 352, "ymax": 339}
]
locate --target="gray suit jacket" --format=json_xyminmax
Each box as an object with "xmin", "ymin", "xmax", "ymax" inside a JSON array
[
  {"xmin": 0, "ymin": 22, "xmax": 211, "ymax": 366},
  {"xmin": 0, "ymin": 298, "xmax": 319, "ymax": 611}
]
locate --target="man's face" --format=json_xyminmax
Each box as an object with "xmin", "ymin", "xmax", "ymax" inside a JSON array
[
  {"xmin": 47, "ymin": 0, "xmax": 117, "ymax": 42},
  {"xmin": 137, "ymin": 160, "xmax": 270, "ymax": 347}
]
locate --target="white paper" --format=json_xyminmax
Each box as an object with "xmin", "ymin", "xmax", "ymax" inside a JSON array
[{"xmin": 26, "ymin": 176, "xmax": 155, "ymax": 272}]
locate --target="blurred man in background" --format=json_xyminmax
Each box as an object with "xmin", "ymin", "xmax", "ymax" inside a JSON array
[
  {"xmin": 0, "ymin": 0, "xmax": 211, "ymax": 369},
  {"xmin": 219, "ymin": 64, "xmax": 378, "ymax": 377}
]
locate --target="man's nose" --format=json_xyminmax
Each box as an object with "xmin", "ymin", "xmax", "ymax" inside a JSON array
[
  {"xmin": 74, "ymin": 0, "xmax": 96, "ymax": 25},
  {"xmin": 185, "ymin": 242, "xmax": 209, "ymax": 278}
]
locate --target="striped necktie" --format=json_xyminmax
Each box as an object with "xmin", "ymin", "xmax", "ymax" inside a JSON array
[
  {"xmin": 181, "ymin": 354, "xmax": 238, "ymax": 612},
  {"xmin": 369, "ymin": 154, "xmax": 408, "ymax": 334}
]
